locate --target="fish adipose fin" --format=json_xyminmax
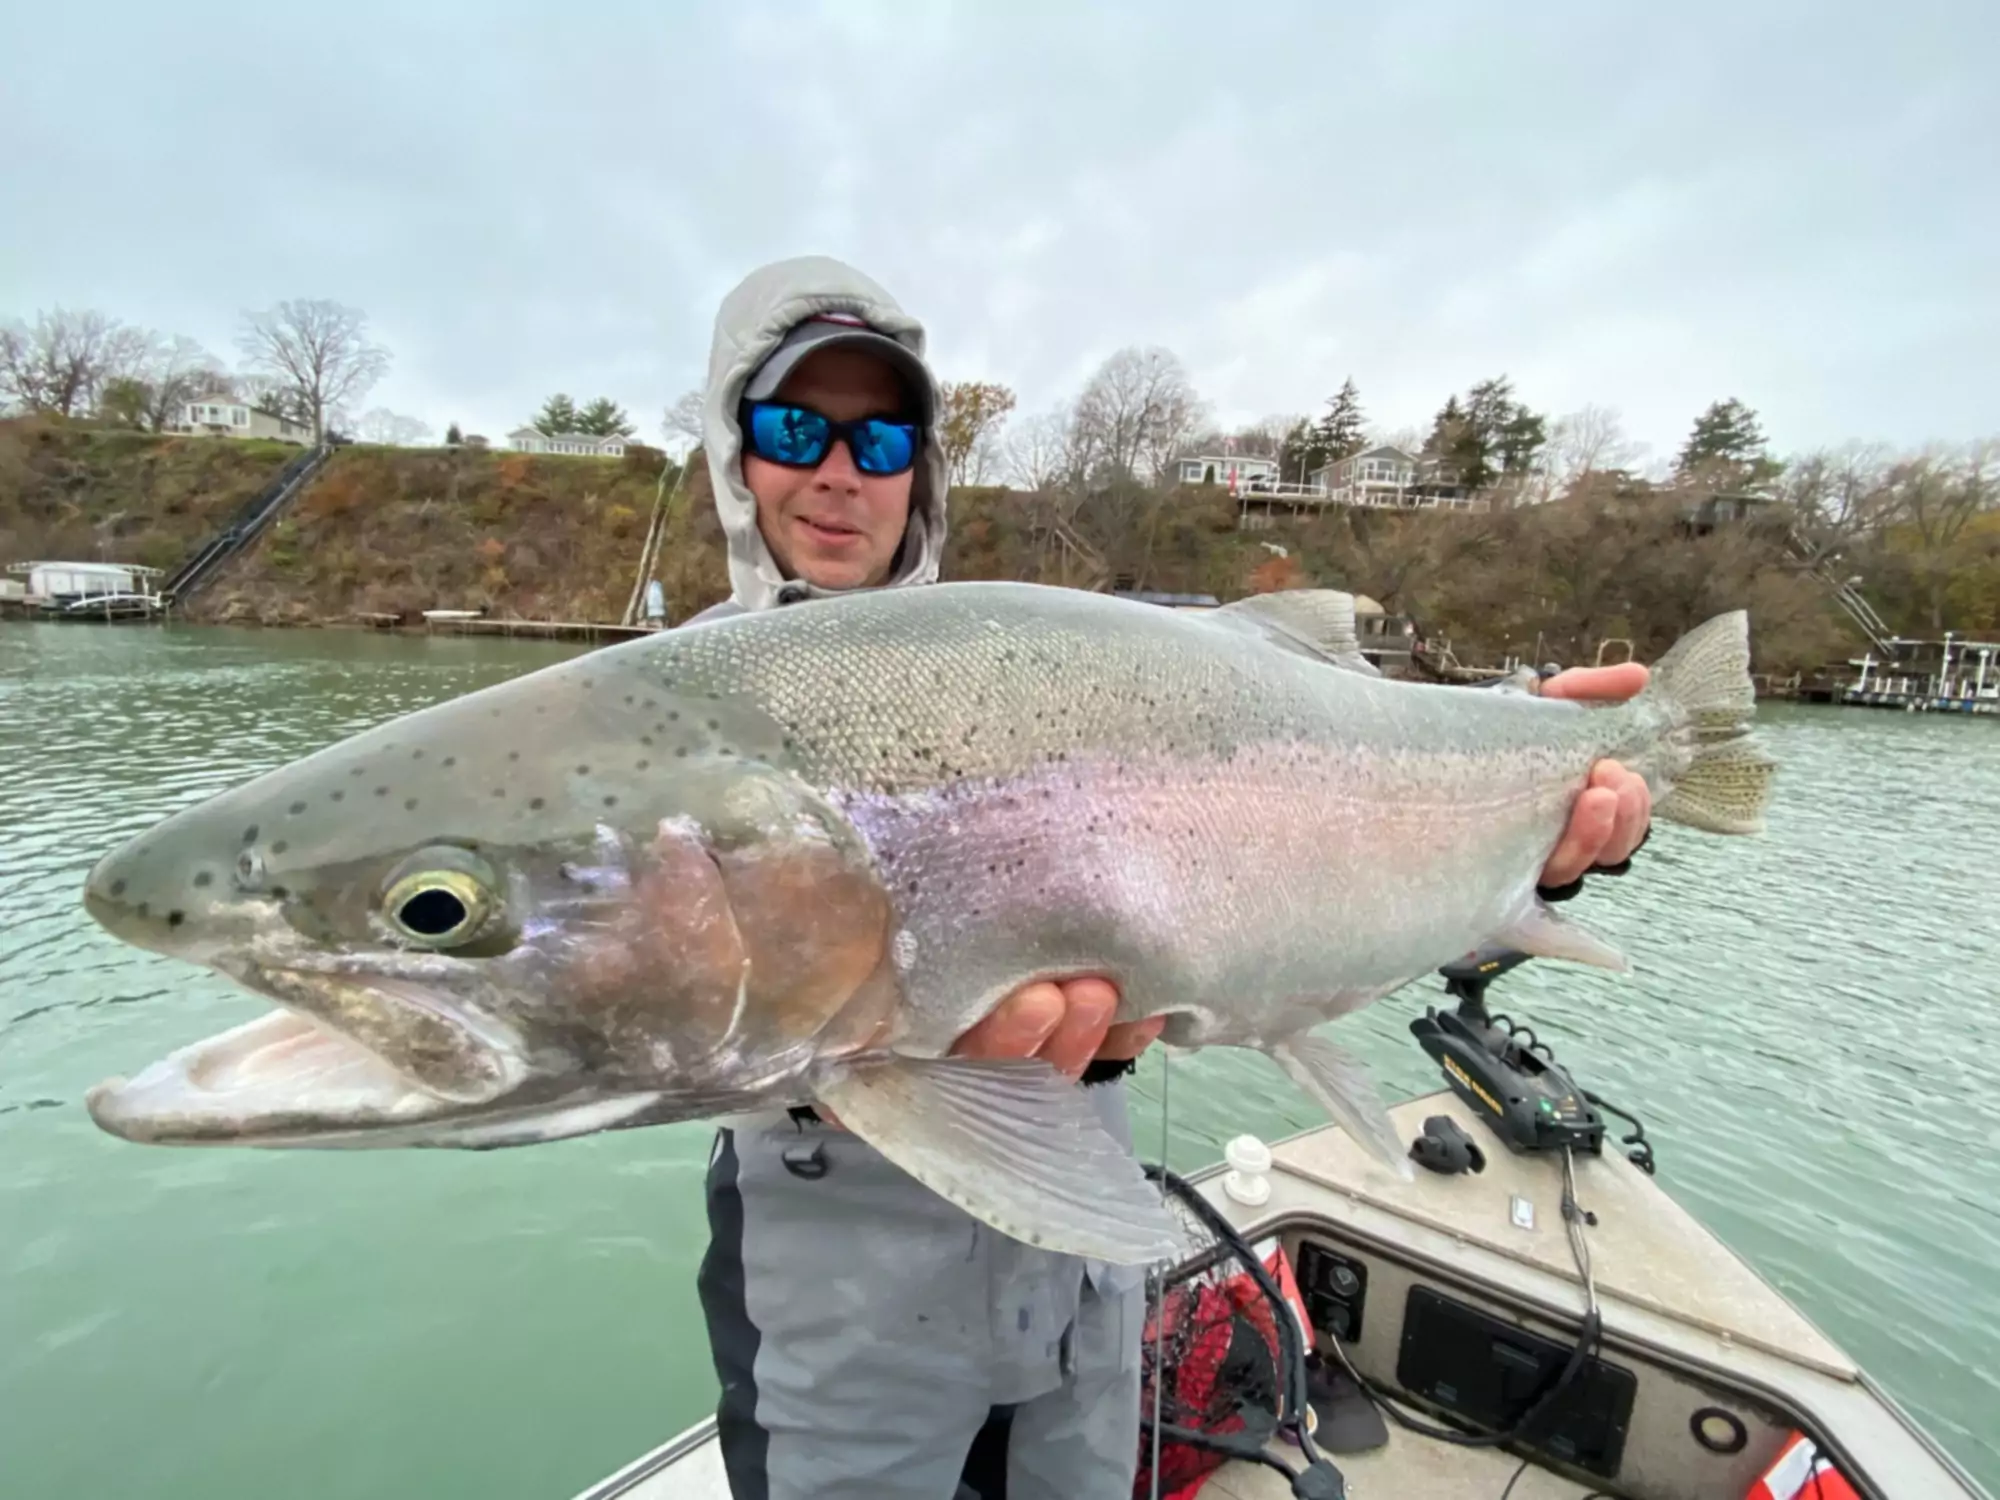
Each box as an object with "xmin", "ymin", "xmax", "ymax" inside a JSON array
[
  {"xmin": 814, "ymin": 1057, "xmax": 1184, "ymax": 1266},
  {"xmin": 1494, "ymin": 902, "xmax": 1630, "ymax": 972},
  {"xmin": 1271, "ymin": 1032, "xmax": 1412, "ymax": 1179},
  {"xmin": 1211, "ymin": 590, "xmax": 1381, "ymax": 676},
  {"xmin": 1643, "ymin": 610, "xmax": 1778, "ymax": 835}
]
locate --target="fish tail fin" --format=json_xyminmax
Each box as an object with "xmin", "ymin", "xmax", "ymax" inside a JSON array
[{"xmin": 1641, "ymin": 610, "xmax": 1777, "ymax": 835}]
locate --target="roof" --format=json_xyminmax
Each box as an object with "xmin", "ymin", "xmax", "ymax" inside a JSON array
[
  {"xmin": 511, "ymin": 428, "xmax": 624, "ymax": 444},
  {"xmin": 14, "ymin": 559, "xmax": 163, "ymax": 575}
]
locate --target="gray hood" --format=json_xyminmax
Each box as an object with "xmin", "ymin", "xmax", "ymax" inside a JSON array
[{"xmin": 701, "ymin": 255, "xmax": 949, "ymax": 614}]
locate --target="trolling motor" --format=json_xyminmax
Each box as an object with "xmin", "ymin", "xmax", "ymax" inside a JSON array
[{"xmin": 1409, "ymin": 945, "xmax": 1608, "ymax": 1162}]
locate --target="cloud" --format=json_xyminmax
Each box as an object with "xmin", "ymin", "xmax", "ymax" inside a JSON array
[{"xmin": 3, "ymin": 0, "xmax": 1993, "ymax": 454}]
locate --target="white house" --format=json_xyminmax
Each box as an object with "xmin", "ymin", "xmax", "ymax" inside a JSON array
[
  {"xmin": 1308, "ymin": 445, "xmax": 1421, "ymax": 506},
  {"xmin": 1176, "ymin": 453, "xmax": 1281, "ymax": 488},
  {"xmin": 508, "ymin": 427, "xmax": 628, "ymax": 458},
  {"xmin": 174, "ymin": 399, "xmax": 313, "ymax": 445},
  {"xmin": 9, "ymin": 560, "xmax": 165, "ymax": 603}
]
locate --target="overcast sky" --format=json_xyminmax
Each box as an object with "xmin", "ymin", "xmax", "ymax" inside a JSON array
[{"xmin": 4, "ymin": 1, "xmax": 1993, "ymax": 464}]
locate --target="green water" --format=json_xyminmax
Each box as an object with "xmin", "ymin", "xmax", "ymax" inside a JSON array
[{"xmin": 1, "ymin": 620, "xmax": 1994, "ymax": 1497}]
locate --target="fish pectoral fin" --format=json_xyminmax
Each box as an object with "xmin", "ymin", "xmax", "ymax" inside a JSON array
[
  {"xmin": 1494, "ymin": 902, "xmax": 1629, "ymax": 972},
  {"xmin": 813, "ymin": 1057, "xmax": 1184, "ymax": 1267},
  {"xmin": 1271, "ymin": 1033, "xmax": 1413, "ymax": 1179}
]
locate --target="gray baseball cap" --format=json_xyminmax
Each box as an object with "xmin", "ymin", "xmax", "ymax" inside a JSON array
[{"xmin": 743, "ymin": 312, "xmax": 935, "ymax": 424}]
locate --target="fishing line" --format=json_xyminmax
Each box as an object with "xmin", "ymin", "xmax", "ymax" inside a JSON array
[{"xmin": 1148, "ymin": 1043, "xmax": 1169, "ymax": 1500}]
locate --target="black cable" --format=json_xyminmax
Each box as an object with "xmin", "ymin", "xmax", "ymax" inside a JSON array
[
  {"xmin": 1320, "ymin": 1150, "xmax": 1605, "ymax": 1453},
  {"xmin": 1583, "ymin": 1090, "xmax": 1656, "ymax": 1175},
  {"xmin": 1499, "ymin": 1456, "xmax": 1531, "ymax": 1499}
]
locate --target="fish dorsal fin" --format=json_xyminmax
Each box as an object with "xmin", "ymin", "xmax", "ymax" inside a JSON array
[{"xmin": 1211, "ymin": 590, "xmax": 1381, "ymax": 675}]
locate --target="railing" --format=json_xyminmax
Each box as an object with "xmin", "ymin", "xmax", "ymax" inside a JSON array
[
  {"xmin": 1236, "ymin": 484, "xmax": 1492, "ymax": 516},
  {"xmin": 1785, "ymin": 531, "xmax": 1896, "ymax": 654},
  {"xmin": 163, "ymin": 442, "xmax": 331, "ymax": 604}
]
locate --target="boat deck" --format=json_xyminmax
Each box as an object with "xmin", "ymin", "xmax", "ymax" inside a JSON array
[
  {"xmin": 577, "ymin": 1090, "xmax": 1988, "ymax": 1500},
  {"xmin": 1203, "ymin": 1429, "xmax": 1598, "ymax": 1498}
]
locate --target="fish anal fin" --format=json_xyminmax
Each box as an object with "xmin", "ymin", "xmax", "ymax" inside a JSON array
[
  {"xmin": 813, "ymin": 1056, "xmax": 1183, "ymax": 1266},
  {"xmin": 1271, "ymin": 1033, "xmax": 1412, "ymax": 1179},
  {"xmin": 1494, "ymin": 902, "xmax": 1629, "ymax": 972}
]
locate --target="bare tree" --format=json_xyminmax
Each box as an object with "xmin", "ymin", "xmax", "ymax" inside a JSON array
[
  {"xmin": 1546, "ymin": 405, "xmax": 1645, "ymax": 493},
  {"xmin": 139, "ymin": 334, "xmax": 231, "ymax": 430},
  {"xmin": 0, "ymin": 308, "xmax": 150, "ymax": 416},
  {"xmin": 357, "ymin": 408, "xmax": 433, "ymax": 446},
  {"xmin": 1878, "ymin": 440, "xmax": 2000, "ymax": 630},
  {"xmin": 237, "ymin": 299, "xmax": 390, "ymax": 441},
  {"xmin": 1003, "ymin": 406, "xmax": 1075, "ymax": 493},
  {"xmin": 662, "ymin": 388, "xmax": 705, "ymax": 458},
  {"xmin": 1071, "ymin": 346, "xmax": 1206, "ymax": 484},
  {"xmin": 938, "ymin": 380, "xmax": 1017, "ymax": 486},
  {"xmin": 1775, "ymin": 443, "xmax": 1894, "ymax": 563}
]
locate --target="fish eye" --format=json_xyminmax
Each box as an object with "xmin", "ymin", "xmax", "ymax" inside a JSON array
[{"xmin": 382, "ymin": 864, "xmax": 495, "ymax": 948}]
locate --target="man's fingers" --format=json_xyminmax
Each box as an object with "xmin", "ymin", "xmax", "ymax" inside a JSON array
[
  {"xmin": 1607, "ymin": 770, "xmax": 1652, "ymax": 865},
  {"xmin": 1538, "ymin": 662, "xmax": 1650, "ymax": 704},
  {"xmin": 1541, "ymin": 785, "xmax": 1618, "ymax": 889},
  {"xmin": 1098, "ymin": 1015, "xmax": 1166, "ymax": 1062},
  {"xmin": 951, "ymin": 981, "xmax": 1066, "ymax": 1060},
  {"xmin": 1036, "ymin": 978, "xmax": 1120, "ymax": 1078}
]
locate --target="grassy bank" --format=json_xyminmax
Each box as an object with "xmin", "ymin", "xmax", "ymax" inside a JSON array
[{"xmin": 1, "ymin": 417, "xmax": 1890, "ymax": 676}]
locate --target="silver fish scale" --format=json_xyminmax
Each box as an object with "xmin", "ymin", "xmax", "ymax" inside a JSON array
[
  {"xmin": 649, "ymin": 584, "xmax": 1669, "ymax": 1050},
  {"xmin": 657, "ymin": 583, "xmax": 1634, "ymax": 795}
]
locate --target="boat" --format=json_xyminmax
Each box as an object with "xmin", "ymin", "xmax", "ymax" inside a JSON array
[{"xmin": 571, "ymin": 975, "xmax": 1991, "ymax": 1500}]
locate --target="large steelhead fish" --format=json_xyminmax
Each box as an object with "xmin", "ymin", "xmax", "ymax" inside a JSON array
[{"xmin": 81, "ymin": 582, "xmax": 1774, "ymax": 1263}]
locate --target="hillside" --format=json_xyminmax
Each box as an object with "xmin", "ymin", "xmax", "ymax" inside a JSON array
[
  {"xmin": 0, "ymin": 418, "xmax": 1898, "ymax": 677},
  {"xmin": 0, "ymin": 418, "xmax": 305, "ymax": 576}
]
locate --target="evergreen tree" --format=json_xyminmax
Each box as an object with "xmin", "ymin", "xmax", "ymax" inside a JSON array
[
  {"xmin": 1424, "ymin": 393, "xmax": 1471, "ymax": 470},
  {"xmin": 446, "ymin": 421, "xmax": 464, "ymax": 446},
  {"xmin": 1427, "ymin": 379, "xmax": 1546, "ymax": 490},
  {"xmin": 1315, "ymin": 377, "xmax": 1368, "ymax": 461},
  {"xmin": 97, "ymin": 376, "xmax": 153, "ymax": 430},
  {"xmin": 1279, "ymin": 416, "xmax": 1329, "ymax": 485},
  {"xmin": 1676, "ymin": 398, "xmax": 1770, "ymax": 479},
  {"xmin": 533, "ymin": 393, "xmax": 580, "ymax": 436},
  {"xmin": 576, "ymin": 397, "xmax": 637, "ymax": 438}
]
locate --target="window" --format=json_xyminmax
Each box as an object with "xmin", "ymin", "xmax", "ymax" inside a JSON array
[{"xmin": 233, "ymin": 408, "xmax": 247, "ymax": 426}]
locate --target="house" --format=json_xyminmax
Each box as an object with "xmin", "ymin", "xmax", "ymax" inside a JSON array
[
  {"xmin": 175, "ymin": 399, "xmax": 313, "ymax": 445},
  {"xmin": 508, "ymin": 427, "xmax": 628, "ymax": 458},
  {"xmin": 1176, "ymin": 453, "xmax": 1281, "ymax": 489},
  {"xmin": 1302, "ymin": 445, "xmax": 1488, "ymax": 511},
  {"xmin": 8, "ymin": 560, "xmax": 165, "ymax": 604},
  {"xmin": 1308, "ymin": 445, "xmax": 1419, "ymax": 505}
]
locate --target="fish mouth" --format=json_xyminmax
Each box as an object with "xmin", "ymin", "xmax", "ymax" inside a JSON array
[
  {"xmin": 85, "ymin": 1006, "xmax": 455, "ymax": 1144},
  {"xmin": 83, "ymin": 965, "xmax": 535, "ymax": 1147}
]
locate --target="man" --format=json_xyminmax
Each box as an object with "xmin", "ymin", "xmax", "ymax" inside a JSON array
[{"xmin": 688, "ymin": 255, "xmax": 1652, "ymax": 1500}]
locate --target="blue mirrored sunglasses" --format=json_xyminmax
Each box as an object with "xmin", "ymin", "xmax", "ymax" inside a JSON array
[{"xmin": 741, "ymin": 400, "xmax": 919, "ymax": 477}]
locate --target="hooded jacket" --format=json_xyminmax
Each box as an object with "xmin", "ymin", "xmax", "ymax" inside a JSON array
[{"xmin": 696, "ymin": 255, "xmax": 950, "ymax": 617}]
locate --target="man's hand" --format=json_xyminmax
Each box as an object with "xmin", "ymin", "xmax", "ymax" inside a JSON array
[
  {"xmin": 949, "ymin": 978, "xmax": 1164, "ymax": 1076},
  {"xmin": 1533, "ymin": 663, "xmax": 1654, "ymax": 888},
  {"xmin": 947, "ymin": 664, "xmax": 1655, "ymax": 1080}
]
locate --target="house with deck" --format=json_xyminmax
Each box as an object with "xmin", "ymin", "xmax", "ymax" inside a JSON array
[{"xmin": 1175, "ymin": 453, "xmax": 1282, "ymax": 490}]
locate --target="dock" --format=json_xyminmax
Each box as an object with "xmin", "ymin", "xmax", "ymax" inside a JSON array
[{"xmin": 336, "ymin": 610, "xmax": 660, "ymax": 644}]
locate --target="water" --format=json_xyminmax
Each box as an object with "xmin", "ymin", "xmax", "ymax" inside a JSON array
[{"xmin": 1, "ymin": 620, "xmax": 1995, "ymax": 1497}]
